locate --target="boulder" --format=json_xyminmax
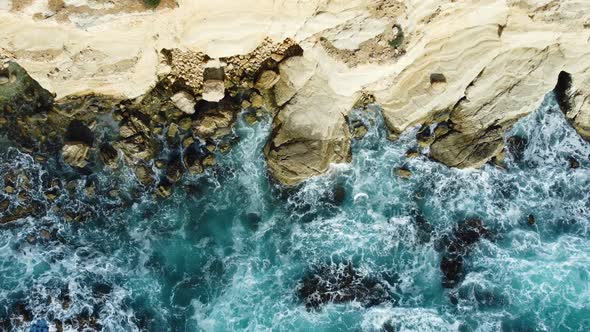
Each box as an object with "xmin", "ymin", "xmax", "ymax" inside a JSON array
[
  {"xmin": 395, "ymin": 167, "xmax": 412, "ymax": 179},
  {"xmin": 202, "ymin": 80, "xmax": 225, "ymax": 102},
  {"xmin": 202, "ymin": 66, "xmax": 225, "ymax": 102},
  {"xmin": 265, "ymin": 75, "xmax": 353, "ymax": 186},
  {"xmin": 255, "ymin": 70, "xmax": 280, "ymax": 90},
  {"xmin": 192, "ymin": 107, "xmax": 235, "ymax": 139},
  {"xmin": 170, "ymin": 91, "xmax": 196, "ymax": 114},
  {"xmin": 134, "ymin": 164, "xmax": 155, "ymax": 186},
  {"xmin": 156, "ymin": 180, "xmax": 173, "ymax": 198},
  {"xmin": 351, "ymin": 120, "xmax": 368, "ymax": 139},
  {"xmin": 61, "ymin": 143, "xmax": 90, "ymax": 168},
  {"xmin": 99, "ymin": 143, "xmax": 118, "ymax": 168}
]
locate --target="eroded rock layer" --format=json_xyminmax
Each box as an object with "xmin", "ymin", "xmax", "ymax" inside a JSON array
[{"xmin": 2, "ymin": 0, "xmax": 590, "ymax": 185}]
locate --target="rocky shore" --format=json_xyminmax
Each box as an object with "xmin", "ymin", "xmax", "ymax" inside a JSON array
[{"xmin": 1, "ymin": 0, "xmax": 590, "ymax": 207}]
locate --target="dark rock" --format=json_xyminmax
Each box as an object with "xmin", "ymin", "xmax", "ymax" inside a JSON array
[
  {"xmin": 416, "ymin": 125, "xmax": 433, "ymax": 147},
  {"xmin": 156, "ymin": 179, "xmax": 173, "ymax": 198},
  {"xmin": 0, "ymin": 61, "xmax": 53, "ymax": 115},
  {"xmin": 440, "ymin": 219, "xmax": 489, "ymax": 288},
  {"xmin": 382, "ymin": 320, "xmax": 396, "ymax": 332},
  {"xmin": 92, "ymin": 282, "xmax": 113, "ymax": 296},
  {"xmin": 297, "ymin": 261, "xmax": 389, "ymax": 309},
  {"xmin": 568, "ymin": 157, "xmax": 580, "ymax": 169},
  {"xmin": 99, "ymin": 143, "xmax": 118, "ymax": 168},
  {"xmin": 243, "ymin": 212, "xmax": 262, "ymax": 230},
  {"xmin": 527, "ymin": 214, "xmax": 535, "ymax": 226},
  {"xmin": 405, "ymin": 148, "xmax": 420, "ymax": 158},
  {"xmin": 506, "ymin": 135, "xmax": 528, "ymax": 161},
  {"xmin": 441, "ymin": 254, "xmax": 465, "ymax": 288},
  {"xmin": 183, "ymin": 144, "xmax": 205, "ymax": 175},
  {"xmin": 166, "ymin": 153, "xmax": 183, "ymax": 182},
  {"xmin": 430, "ymin": 73, "xmax": 447, "ymax": 84},
  {"xmin": 332, "ymin": 184, "xmax": 346, "ymax": 206}
]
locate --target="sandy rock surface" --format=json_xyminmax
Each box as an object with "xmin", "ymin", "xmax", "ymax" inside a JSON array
[{"xmin": 2, "ymin": 0, "xmax": 590, "ymax": 185}]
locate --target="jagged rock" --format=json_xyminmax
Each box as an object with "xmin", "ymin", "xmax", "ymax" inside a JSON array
[
  {"xmin": 115, "ymin": 134, "xmax": 157, "ymax": 161},
  {"xmin": 351, "ymin": 120, "xmax": 368, "ymax": 139},
  {"xmin": 243, "ymin": 110, "xmax": 258, "ymax": 125},
  {"xmin": 171, "ymin": 91, "xmax": 196, "ymax": 114},
  {"xmin": 255, "ymin": 70, "xmax": 280, "ymax": 90},
  {"xmin": 183, "ymin": 145, "xmax": 204, "ymax": 174},
  {"xmin": 249, "ymin": 93, "xmax": 264, "ymax": 109},
  {"xmin": 506, "ymin": 135, "xmax": 528, "ymax": 162},
  {"xmin": 405, "ymin": 149, "xmax": 420, "ymax": 159},
  {"xmin": 202, "ymin": 154, "xmax": 216, "ymax": 167},
  {"xmin": 0, "ymin": 61, "xmax": 53, "ymax": 115},
  {"xmin": 202, "ymin": 66, "xmax": 225, "ymax": 102},
  {"xmin": 192, "ymin": 107, "xmax": 235, "ymax": 139},
  {"xmin": 134, "ymin": 164, "xmax": 155, "ymax": 186},
  {"xmin": 62, "ymin": 143, "xmax": 90, "ymax": 168},
  {"xmin": 99, "ymin": 143, "xmax": 118, "ymax": 168}
]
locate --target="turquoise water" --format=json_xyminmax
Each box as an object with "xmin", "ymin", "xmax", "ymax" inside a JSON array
[{"xmin": 1, "ymin": 93, "xmax": 590, "ymax": 331}]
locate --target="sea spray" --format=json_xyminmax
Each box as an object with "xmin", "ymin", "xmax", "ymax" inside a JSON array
[{"xmin": 0, "ymin": 93, "xmax": 589, "ymax": 331}]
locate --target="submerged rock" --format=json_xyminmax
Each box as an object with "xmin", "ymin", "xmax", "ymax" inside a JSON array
[
  {"xmin": 170, "ymin": 91, "xmax": 196, "ymax": 114},
  {"xmin": 351, "ymin": 120, "xmax": 368, "ymax": 140},
  {"xmin": 440, "ymin": 219, "xmax": 490, "ymax": 288},
  {"xmin": 568, "ymin": 157, "xmax": 580, "ymax": 169},
  {"xmin": 527, "ymin": 214, "xmax": 536, "ymax": 226},
  {"xmin": 394, "ymin": 167, "xmax": 412, "ymax": 179},
  {"xmin": 506, "ymin": 135, "xmax": 528, "ymax": 162},
  {"xmin": 297, "ymin": 262, "xmax": 389, "ymax": 309}
]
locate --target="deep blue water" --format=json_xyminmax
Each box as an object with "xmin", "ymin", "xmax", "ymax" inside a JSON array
[{"xmin": 1, "ymin": 93, "xmax": 590, "ymax": 331}]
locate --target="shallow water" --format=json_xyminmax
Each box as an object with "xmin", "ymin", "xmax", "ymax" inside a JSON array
[{"xmin": 1, "ymin": 93, "xmax": 590, "ymax": 331}]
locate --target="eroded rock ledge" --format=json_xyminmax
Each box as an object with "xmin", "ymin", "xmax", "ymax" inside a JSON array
[{"xmin": 2, "ymin": 0, "xmax": 590, "ymax": 187}]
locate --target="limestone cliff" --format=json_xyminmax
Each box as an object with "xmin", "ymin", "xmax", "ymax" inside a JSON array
[{"xmin": 2, "ymin": 0, "xmax": 590, "ymax": 185}]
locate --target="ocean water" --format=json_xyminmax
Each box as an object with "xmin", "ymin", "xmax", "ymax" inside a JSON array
[{"xmin": 1, "ymin": 93, "xmax": 590, "ymax": 331}]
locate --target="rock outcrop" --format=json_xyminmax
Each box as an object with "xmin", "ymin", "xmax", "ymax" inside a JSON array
[{"xmin": 2, "ymin": 0, "xmax": 590, "ymax": 186}]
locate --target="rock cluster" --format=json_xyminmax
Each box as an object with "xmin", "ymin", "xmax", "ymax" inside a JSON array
[
  {"xmin": 0, "ymin": 34, "xmax": 308, "ymax": 223},
  {"xmin": 297, "ymin": 261, "xmax": 389, "ymax": 309}
]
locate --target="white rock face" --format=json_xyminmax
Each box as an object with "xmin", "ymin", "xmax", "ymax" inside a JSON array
[
  {"xmin": 202, "ymin": 80, "xmax": 225, "ymax": 102},
  {"xmin": 170, "ymin": 91, "xmax": 196, "ymax": 114},
  {"xmin": 3, "ymin": 0, "xmax": 590, "ymax": 184}
]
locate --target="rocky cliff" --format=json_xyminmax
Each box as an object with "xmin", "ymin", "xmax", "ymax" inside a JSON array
[{"xmin": 2, "ymin": 0, "xmax": 590, "ymax": 186}]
